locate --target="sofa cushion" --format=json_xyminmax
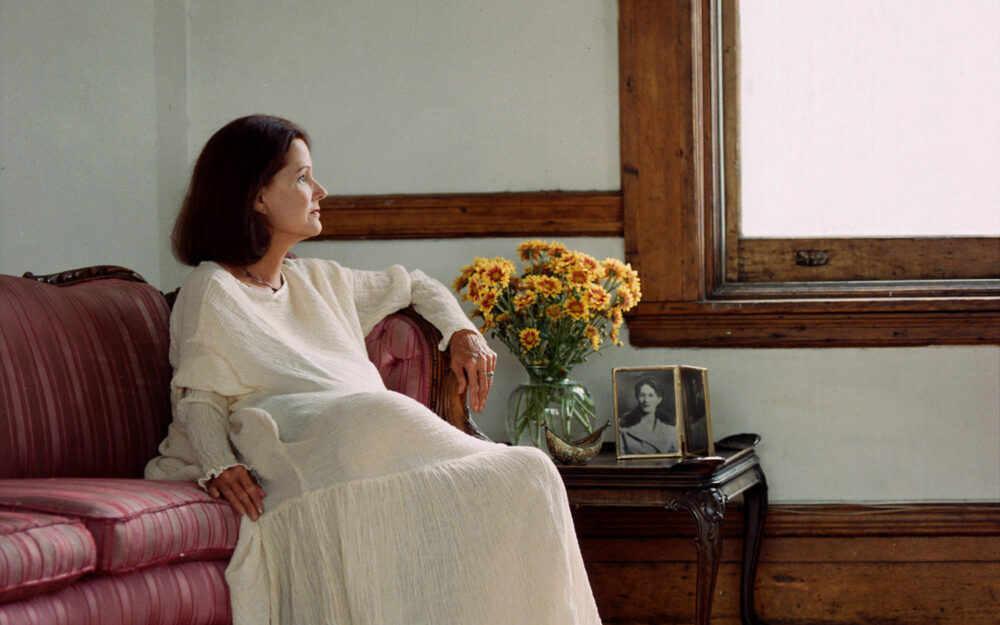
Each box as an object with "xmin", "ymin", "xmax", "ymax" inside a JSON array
[
  {"xmin": 0, "ymin": 509, "xmax": 96, "ymax": 604},
  {"xmin": 0, "ymin": 274, "xmax": 172, "ymax": 479},
  {"xmin": 0, "ymin": 479, "xmax": 239, "ymax": 575},
  {"xmin": 0, "ymin": 560, "xmax": 230, "ymax": 625}
]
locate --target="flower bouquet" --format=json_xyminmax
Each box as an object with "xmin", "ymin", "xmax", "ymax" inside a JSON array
[{"xmin": 453, "ymin": 240, "xmax": 641, "ymax": 448}]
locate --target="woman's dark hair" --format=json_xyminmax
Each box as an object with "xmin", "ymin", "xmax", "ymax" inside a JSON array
[
  {"xmin": 172, "ymin": 115, "xmax": 311, "ymax": 266},
  {"xmin": 620, "ymin": 375, "xmax": 675, "ymax": 427}
]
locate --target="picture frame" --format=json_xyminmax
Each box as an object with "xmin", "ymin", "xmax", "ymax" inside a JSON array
[
  {"xmin": 613, "ymin": 366, "xmax": 684, "ymax": 459},
  {"xmin": 678, "ymin": 366, "xmax": 715, "ymax": 458}
]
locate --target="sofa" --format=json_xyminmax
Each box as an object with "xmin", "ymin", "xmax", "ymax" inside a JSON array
[{"xmin": 0, "ymin": 265, "xmax": 481, "ymax": 625}]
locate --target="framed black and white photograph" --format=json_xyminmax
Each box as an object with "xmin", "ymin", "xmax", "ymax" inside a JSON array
[
  {"xmin": 678, "ymin": 366, "xmax": 714, "ymax": 457},
  {"xmin": 613, "ymin": 366, "xmax": 683, "ymax": 459}
]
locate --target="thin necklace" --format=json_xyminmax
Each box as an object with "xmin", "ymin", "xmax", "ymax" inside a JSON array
[{"xmin": 244, "ymin": 268, "xmax": 282, "ymax": 293}]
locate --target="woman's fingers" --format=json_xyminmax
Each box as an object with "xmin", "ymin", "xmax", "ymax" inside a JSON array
[
  {"xmin": 209, "ymin": 466, "xmax": 265, "ymax": 521},
  {"xmin": 448, "ymin": 330, "xmax": 497, "ymax": 413}
]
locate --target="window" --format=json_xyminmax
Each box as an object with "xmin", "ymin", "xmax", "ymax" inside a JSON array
[
  {"xmin": 724, "ymin": 0, "xmax": 999, "ymax": 284},
  {"xmin": 619, "ymin": 0, "xmax": 999, "ymax": 347}
]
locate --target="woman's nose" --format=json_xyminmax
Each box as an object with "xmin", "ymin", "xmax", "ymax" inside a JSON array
[{"xmin": 314, "ymin": 181, "xmax": 327, "ymax": 200}]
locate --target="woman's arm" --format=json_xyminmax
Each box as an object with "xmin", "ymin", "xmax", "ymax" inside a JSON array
[
  {"xmin": 178, "ymin": 389, "xmax": 266, "ymax": 520},
  {"xmin": 351, "ymin": 265, "xmax": 496, "ymax": 411}
]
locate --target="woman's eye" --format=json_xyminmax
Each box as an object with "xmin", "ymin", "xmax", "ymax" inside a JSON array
[{"xmin": 298, "ymin": 175, "xmax": 307, "ymax": 183}]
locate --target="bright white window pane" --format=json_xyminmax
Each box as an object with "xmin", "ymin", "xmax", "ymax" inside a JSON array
[{"xmin": 738, "ymin": 0, "xmax": 1000, "ymax": 237}]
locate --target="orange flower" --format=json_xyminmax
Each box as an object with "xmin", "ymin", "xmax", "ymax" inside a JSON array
[
  {"xmin": 584, "ymin": 325, "xmax": 601, "ymax": 350},
  {"xmin": 519, "ymin": 328, "xmax": 541, "ymax": 351},
  {"xmin": 545, "ymin": 304, "xmax": 563, "ymax": 320}
]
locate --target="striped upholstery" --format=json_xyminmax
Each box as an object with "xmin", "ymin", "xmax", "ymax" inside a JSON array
[
  {"xmin": 0, "ymin": 479, "xmax": 239, "ymax": 575},
  {"xmin": 0, "ymin": 276, "xmax": 172, "ymax": 479},
  {"xmin": 0, "ymin": 510, "xmax": 96, "ymax": 603},
  {"xmin": 0, "ymin": 560, "xmax": 230, "ymax": 625},
  {"xmin": 366, "ymin": 312, "xmax": 433, "ymax": 407}
]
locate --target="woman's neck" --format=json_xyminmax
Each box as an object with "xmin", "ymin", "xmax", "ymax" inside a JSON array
[
  {"xmin": 245, "ymin": 248, "xmax": 287, "ymax": 285},
  {"xmin": 220, "ymin": 244, "xmax": 291, "ymax": 290}
]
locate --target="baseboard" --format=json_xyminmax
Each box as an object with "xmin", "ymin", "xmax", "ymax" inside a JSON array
[{"xmin": 572, "ymin": 502, "xmax": 1000, "ymax": 625}]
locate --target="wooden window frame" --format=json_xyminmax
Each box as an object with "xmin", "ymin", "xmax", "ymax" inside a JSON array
[
  {"xmin": 620, "ymin": 0, "xmax": 999, "ymax": 347},
  {"xmin": 315, "ymin": 0, "xmax": 999, "ymax": 347}
]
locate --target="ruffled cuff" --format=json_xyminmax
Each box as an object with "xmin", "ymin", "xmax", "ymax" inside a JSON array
[{"xmin": 197, "ymin": 462, "xmax": 256, "ymax": 491}]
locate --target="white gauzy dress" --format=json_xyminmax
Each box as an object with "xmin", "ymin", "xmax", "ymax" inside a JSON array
[{"xmin": 145, "ymin": 258, "xmax": 601, "ymax": 625}]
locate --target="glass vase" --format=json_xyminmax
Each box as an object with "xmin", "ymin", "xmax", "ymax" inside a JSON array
[{"xmin": 506, "ymin": 365, "xmax": 596, "ymax": 450}]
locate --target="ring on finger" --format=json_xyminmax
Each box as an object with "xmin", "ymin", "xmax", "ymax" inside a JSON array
[{"xmin": 485, "ymin": 371, "xmax": 495, "ymax": 379}]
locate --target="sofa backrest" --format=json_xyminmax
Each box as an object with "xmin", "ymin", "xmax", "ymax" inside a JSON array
[{"xmin": 0, "ymin": 274, "xmax": 172, "ymax": 479}]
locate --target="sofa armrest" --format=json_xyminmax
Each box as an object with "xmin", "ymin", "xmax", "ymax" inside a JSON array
[{"xmin": 366, "ymin": 307, "xmax": 489, "ymax": 440}]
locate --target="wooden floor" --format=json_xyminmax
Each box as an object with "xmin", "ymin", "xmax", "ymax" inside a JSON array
[{"xmin": 573, "ymin": 503, "xmax": 1000, "ymax": 625}]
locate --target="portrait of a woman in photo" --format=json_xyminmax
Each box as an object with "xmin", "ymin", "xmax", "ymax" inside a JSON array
[{"xmin": 617, "ymin": 373, "xmax": 678, "ymax": 456}]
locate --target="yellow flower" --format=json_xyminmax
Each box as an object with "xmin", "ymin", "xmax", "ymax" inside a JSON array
[
  {"xmin": 477, "ymin": 257, "xmax": 515, "ymax": 289},
  {"xmin": 616, "ymin": 285, "xmax": 636, "ymax": 310},
  {"xmin": 610, "ymin": 326, "xmax": 622, "ymax": 346},
  {"xmin": 519, "ymin": 328, "xmax": 541, "ymax": 351},
  {"xmin": 523, "ymin": 274, "xmax": 563, "ymax": 297},
  {"xmin": 564, "ymin": 298, "xmax": 589, "ymax": 320},
  {"xmin": 546, "ymin": 241, "xmax": 568, "ymax": 257},
  {"xmin": 608, "ymin": 307, "xmax": 624, "ymax": 327},
  {"xmin": 602, "ymin": 258, "xmax": 631, "ymax": 281},
  {"xmin": 584, "ymin": 325, "xmax": 601, "ymax": 350},
  {"xmin": 586, "ymin": 285, "xmax": 611, "ymax": 311},
  {"xmin": 517, "ymin": 240, "xmax": 548, "ymax": 261},
  {"xmin": 577, "ymin": 253, "xmax": 605, "ymax": 279},
  {"xmin": 545, "ymin": 304, "xmax": 563, "ymax": 320},
  {"xmin": 452, "ymin": 265, "xmax": 475, "ymax": 292},
  {"xmin": 513, "ymin": 291, "xmax": 537, "ymax": 311},
  {"xmin": 476, "ymin": 289, "xmax": 499, "ymax": 313},
  {"xmin": 565, "ymin": 267, "xmax": 591, "ymax": 288}
]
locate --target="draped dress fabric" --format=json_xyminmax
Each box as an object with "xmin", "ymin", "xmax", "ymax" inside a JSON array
[{"xmin": 145, "ymin": 259, "xmax": 601, "ymax": 625}]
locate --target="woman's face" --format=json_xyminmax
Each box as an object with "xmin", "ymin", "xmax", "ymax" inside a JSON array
[
  {"xmin": 636, "ymin": 383, "xmax": 662, "ymax": 415},
  {"xmin": 254, "ymin": 138, "xmax": 328, "ymax": 247}
]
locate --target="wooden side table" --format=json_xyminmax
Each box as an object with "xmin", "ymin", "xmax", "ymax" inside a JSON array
[{"xmin": 557, "ymin": 436, "xmax": 767, "ymax": 625}]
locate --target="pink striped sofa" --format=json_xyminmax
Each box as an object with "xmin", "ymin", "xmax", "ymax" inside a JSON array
[{"xmin": 0, "ymin": 265, "xmax": 481, "ymax": 625}]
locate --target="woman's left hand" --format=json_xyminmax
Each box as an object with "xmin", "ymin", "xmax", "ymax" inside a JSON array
[{"xmin": 448, "ymin": 329, "xmax": 497, "ymax": 413}]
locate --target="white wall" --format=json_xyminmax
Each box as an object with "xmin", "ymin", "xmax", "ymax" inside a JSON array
[
  {"xmin": 1, "ymin": 0, "xmax": 997, "ymax": 503},
  {"xmin": 0, "ymin": 0, "xmax": 162, "ymax": 282}
]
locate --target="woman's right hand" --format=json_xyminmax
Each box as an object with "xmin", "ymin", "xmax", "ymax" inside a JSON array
[{"xmin": 207, "ymin": 465, "xmax": 267, "ymax": 521}]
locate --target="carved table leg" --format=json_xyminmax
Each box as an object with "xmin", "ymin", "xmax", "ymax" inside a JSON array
[
  {"xmin": 740, "ymin": 469, "xmax": 768, "ymax": 625},
  {"xmin": 669, "ymin": 489, "xmax": 727, "ymax": 625}
]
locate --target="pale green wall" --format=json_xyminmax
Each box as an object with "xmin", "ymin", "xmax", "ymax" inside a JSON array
[{"xmin": 1, "ymin": 0, "xmax": 997, "ymax": 503}]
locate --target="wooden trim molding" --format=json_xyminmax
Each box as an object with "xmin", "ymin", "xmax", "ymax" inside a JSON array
[
  {"xmin": 618, "ymin": 0, "xmax": 1000, "ymax": 347},
  {"xmin": 574, "ymin": 502, "xmax": 1000, "ymax": 625},
  {"xmin": 315, "ymin": 191, "xmax": 623, "ymax": 240}
]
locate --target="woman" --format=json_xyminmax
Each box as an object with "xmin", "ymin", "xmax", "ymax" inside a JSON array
[
  {"xmin": 618, "ymin": 376, "xmax": 677, "ymax": 455},
  {"xmin": 145, "ymin": 115, "xmax": 600, "ymax": 625}
]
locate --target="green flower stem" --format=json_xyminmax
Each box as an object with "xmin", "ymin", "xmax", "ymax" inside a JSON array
[{"xmin": 506, "ymin": 370, "xmax": 596, "ymax": 449}]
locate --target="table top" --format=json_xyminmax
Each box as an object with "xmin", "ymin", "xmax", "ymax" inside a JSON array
[{"xmin": 556, "ymin": 433, "xmax": 762, "ymax": 492}]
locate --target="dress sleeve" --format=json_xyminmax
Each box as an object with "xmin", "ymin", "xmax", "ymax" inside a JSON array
[
  {"xmin": 352, "ymin": 265, "xmax": 478, "ymax": 350},
  {"xmin": 176, "ymin": 388, "xmax": 253, "ymax": 490}
]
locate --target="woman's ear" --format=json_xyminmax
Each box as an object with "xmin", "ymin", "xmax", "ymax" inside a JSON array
[{"xmin": 253, "ymin": 193, "xmax": 268, "ymax": 215}]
